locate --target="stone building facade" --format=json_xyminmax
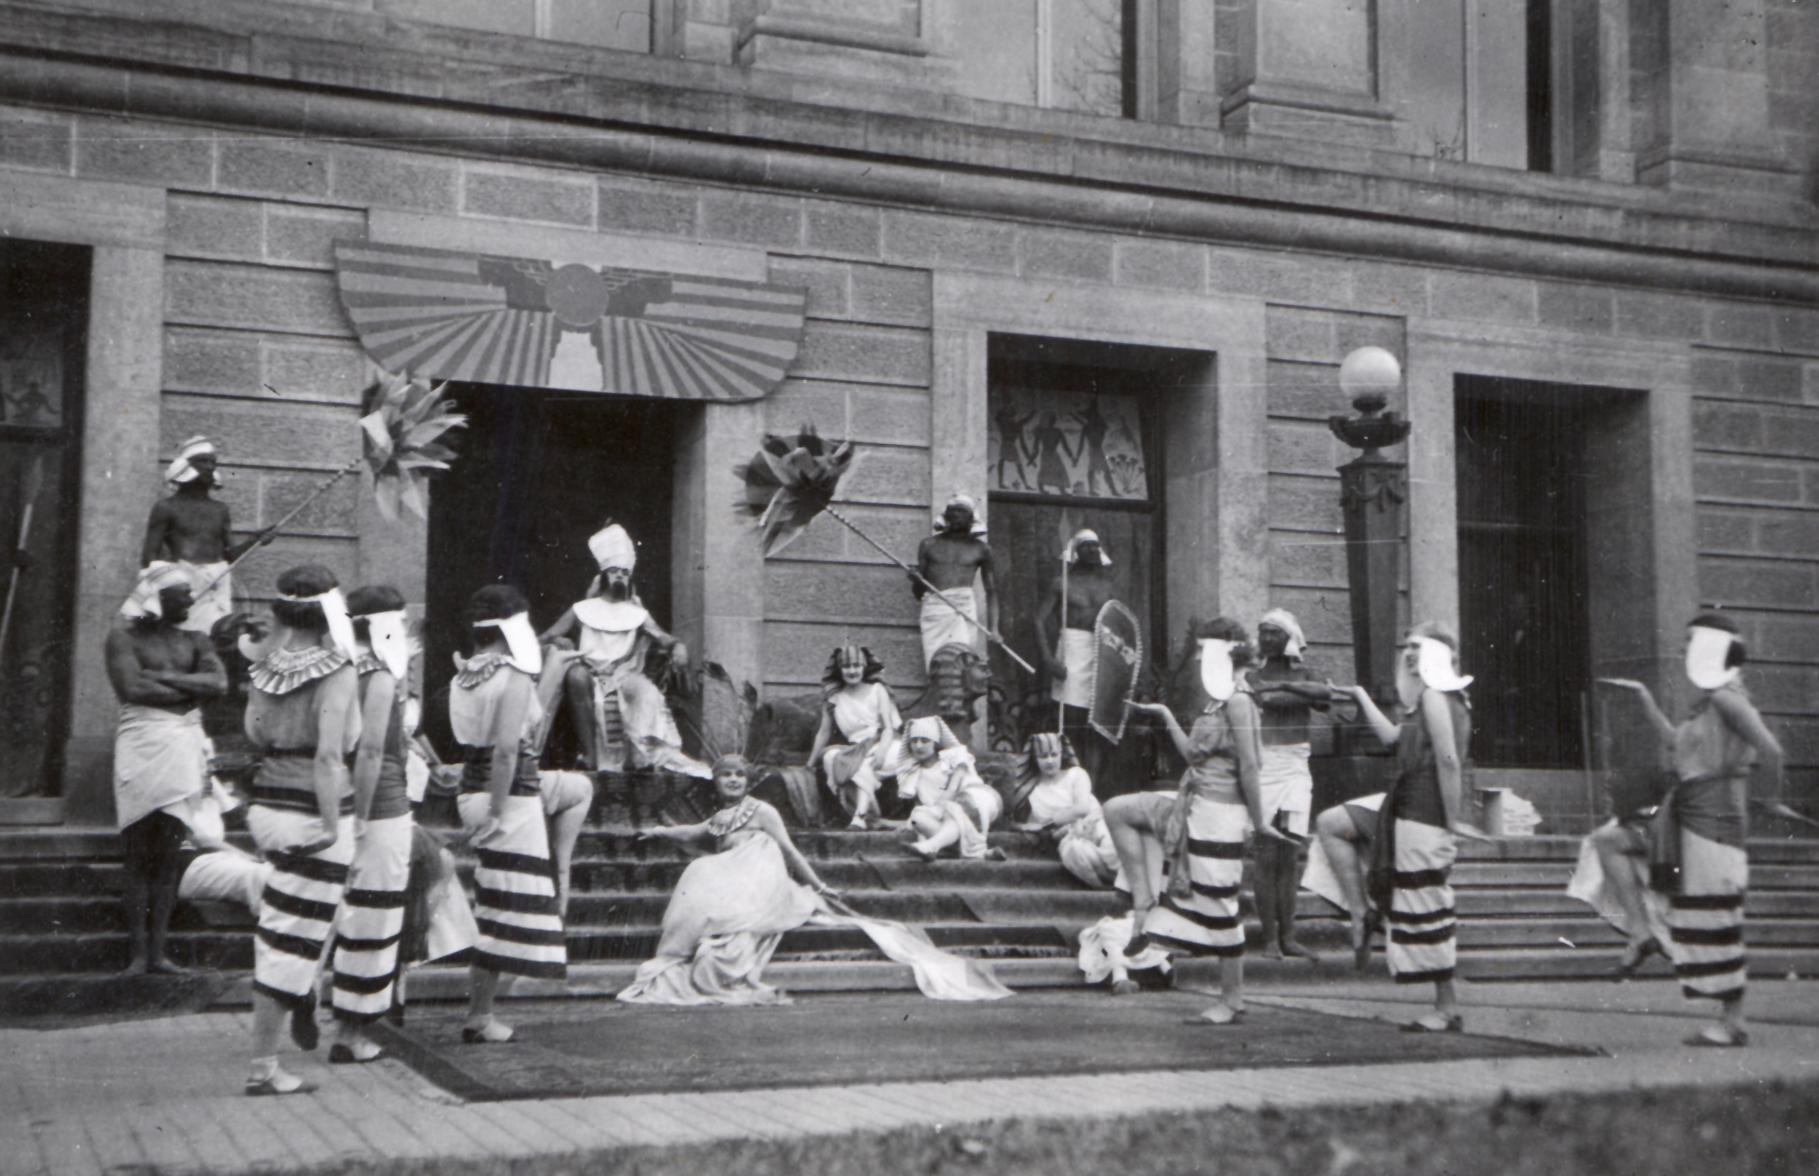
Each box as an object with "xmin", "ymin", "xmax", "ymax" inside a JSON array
[{"xmin": 0, "ymin": 0, "xmax": 1813, "ymax": 830}]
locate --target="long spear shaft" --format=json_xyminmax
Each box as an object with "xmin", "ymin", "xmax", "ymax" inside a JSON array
[
  {"xmin": 193, "ymin": 457, "xmax": 363, "ymax": 600},
  {"xmin": 820, "ymin": 503, "xmax": 1036, "ymax": 675},
  {"xmin": 0, "ymin": 456, "xmax": 45, "ymax": 658}
]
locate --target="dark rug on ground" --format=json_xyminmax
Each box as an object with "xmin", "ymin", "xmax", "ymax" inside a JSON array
[
  {"xmin": 371, "ymin": 990, "xmax": 1594, "ymax": 1102},
  {"xmin": 0, "ymin": 970, "xmax": 238, "ymax": 1028}
]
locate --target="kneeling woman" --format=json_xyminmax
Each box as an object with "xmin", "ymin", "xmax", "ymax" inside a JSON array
[
  {"xmin": 621, "ymin": 754, "xmax": 1010, "ymax": 1004},
  {"xmin": 1112, "ymin": 618, "xmax": 1292, "ymax": 1024},
  {"xmin": 1337, "ymin": 622, "xmax": 1478, "ymax": 1033},
  {"xmin": 1011, "ymin": 733, "xmax": 1118, "ymax": 888},
  {"xmin": 449, "ymin": 585, "xmax": 567, "ymax": 1043}
]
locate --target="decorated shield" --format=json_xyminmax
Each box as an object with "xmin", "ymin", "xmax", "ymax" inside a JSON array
[{"xmin": 1088, "ymin": 600, "xmax": 1144, "ymax": 744}]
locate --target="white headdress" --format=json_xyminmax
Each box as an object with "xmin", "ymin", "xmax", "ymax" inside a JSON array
[
  {"xmin": 1259, "ymin": 608, "xmax": 1305, "ymax": 660},
  {"xmin": 588, "ymin": 524, "xmax": 636, "ymax": 572},
  {"xmin": 474, "ymin": 611, "xmax": 543, "ymax": 675},
  {"xmin": 360, "ymin": 609, "xmax": 410, "ymax": 680},
  {"xmin": 277, "ymin": 586, "xmax": 357, "ymax": 659},
  {"xmin": 1415, "ymin": 636, "xmax": 1473, "ymax": 693},
  {"xmin": 164, "ymin": 436, "xmax": 217, "ymax": 485},
  {"xmin": 1685, "ymin": 624, "xmax": 1740, "ymax": 691},
  {"xmin": 120, "ymin": 562, "xmax": 192, "ymax": 620},
  {"xmin": 1064, "ymin": 529, "xmax": 1111, "ymax": 566},
  {"xmin": 1199, "ymin": 638, "xmax": 1237, "ymax": 702},
  {"xmin": 933, "ymin": 493, "xmax": 986, "ymax": 536}
]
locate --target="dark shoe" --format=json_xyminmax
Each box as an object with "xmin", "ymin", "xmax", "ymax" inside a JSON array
[
  {"xmin": 328, "ymin": 1043, "xmax": 383, "ymax": 1065},
  {"xmin": 1401, "ymin": 1013, "xmax": 1464, "ymax": 1034},
  {"xmin": 289, "ymin": 995, "xmax": 320, "ymax": 1052},
  {"xmin": 1684, "ymin": 1028, "xmax": 1749, "ymax": 1048},
  {"xmin": 1612, "ymin": 936, "xmax": 1665, "ymax": 980}
]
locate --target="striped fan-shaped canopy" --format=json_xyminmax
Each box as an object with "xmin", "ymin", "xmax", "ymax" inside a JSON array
[{"xmin": 333, "ymin": 241, "xmax": 808, "ymax": 402}]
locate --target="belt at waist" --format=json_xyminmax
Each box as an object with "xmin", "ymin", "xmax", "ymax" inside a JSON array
[
  {"xmin": 460, "ymin": 747, "xmax": 542, "ymax": 797},
  {"xmin": 264, "ymin": 747, "xmax": 315, "ymax": 759}
]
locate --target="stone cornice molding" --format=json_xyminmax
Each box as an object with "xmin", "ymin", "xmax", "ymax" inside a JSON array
[{"xmin": 1, "ymin": 34, "xmax": 1814, "ymax": 303}]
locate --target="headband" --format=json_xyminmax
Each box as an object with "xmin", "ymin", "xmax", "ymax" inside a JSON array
[{"xmin": 277, "ymin": 586, "xmax": 355, "ymax": 658}]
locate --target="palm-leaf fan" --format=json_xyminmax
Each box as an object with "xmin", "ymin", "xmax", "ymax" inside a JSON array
[
  {"xmin": 360, "ymin": 374, "xmax": 468, "ymax": 521},
  {"xmin": 194, "ymin": 375, "xmax": 467, "ymax": 599},
  {"xmin": 732, "ymin": 426, "xmax": 1035, "ymax": 674}
]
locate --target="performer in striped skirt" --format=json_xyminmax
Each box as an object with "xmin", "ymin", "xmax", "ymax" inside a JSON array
[
  {"xmin": 328, "ymin": 586, "xmax": 415, "ymax": 1063},
  {"xmin": 1338, "ymin": 621, "xmax": 1479, "ymax": 1033},
  {"xmin": 450, "ymin": 584, "xmax": 567, "ymax": 1044},
  {"xmin": 1590, "ymin": 613, "xmax": 1786, "ymax": 1048},
  {"xmin": 241, "ymin": 565, "xmax": 362, "ymax": 1096},
  {"xmin": 1113, "ymin": 617, "xmax": 1294, "ymax": 1025}
]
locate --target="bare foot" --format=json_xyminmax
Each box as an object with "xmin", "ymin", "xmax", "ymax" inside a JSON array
[
  {"xmin": 1279, "ymin": 939, "xmax": 1314, "ymax": 960},
  {"xmin": 1110, "ymin": 978, "xmax": 1140, "ymax": 996},
  {"xmin": 120, "ymin": 957, "xmax": 149, "ymax": 976},
  {"xmin": 145, "ymin": 958, "xmax": 191, "ymax": 976},
  {"xmin": 1258, "ymin": 943, "xmax": 1285, "ymax": 961}
]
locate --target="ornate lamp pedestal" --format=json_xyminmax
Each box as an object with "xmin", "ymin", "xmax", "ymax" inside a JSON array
[{"xmin": 1318, "ymin": 350, "xmax": 1411, "ymax": 799}]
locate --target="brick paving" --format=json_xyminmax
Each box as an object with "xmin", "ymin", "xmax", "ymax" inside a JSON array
[{"xmin": 7, "ymin": 979, "xmax": 1819, "ymax": 1175}]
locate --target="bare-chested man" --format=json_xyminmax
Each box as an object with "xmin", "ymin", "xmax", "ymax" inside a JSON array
[
  {"xmin": 140, "ymin": 436, "xmax": 272, "ymax": 635},
  {"xmin": 105, "ymin": 563, "xmax": 228, "ymax": 973},
  {"xmin": 1038, "ymin": 529, "xmax": 1118, "ymax": 777},
  {"xmin": 913, "ymin": 494, "xmax": 998, "ymax": 668}
]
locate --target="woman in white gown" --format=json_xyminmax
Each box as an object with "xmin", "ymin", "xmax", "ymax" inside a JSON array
[
  {"xmin": 807, "ymin": 644, "xmax": 901, "ymax": 830},
  {"xmin": 1011, "ymin": 733, "xmax": 1118, "ymax": 887},
  {"xmin": 619, "ymin": 754, "xmax": 1011, "ymax": 1005}
]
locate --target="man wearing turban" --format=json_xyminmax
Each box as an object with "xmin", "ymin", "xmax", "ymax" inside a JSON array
[
  {"xmin": 105, "ymin": 562, "xmax": 228, "ymax": 973},
  {"xmin": 140, "ymin": 437, "xmax": 273, "ymax": 635}
]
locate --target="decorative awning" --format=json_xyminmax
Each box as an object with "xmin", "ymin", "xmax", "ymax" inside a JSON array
[{"xmin": 332, "ymin": 241, "xmax": 808, "ymax": 402}]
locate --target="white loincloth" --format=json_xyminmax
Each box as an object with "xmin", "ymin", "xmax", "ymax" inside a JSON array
[
  {"xmin": 1258, "ymin": 743, "xmax": 1314, "ymax": 838},
  {"xmin": 919, "ymin": 586, "xmax": 978, "ymax": 667},
  {"xmin": 113, "ymin": 705, "xmax": 209, "ymax": 832},
  {"xmin": 1051, "ymin": 627, "xmax": 1094, "ymax": 710},
  {"xmin": 174, "ymin": 560, "xmax": 231, "ymax": 635}
]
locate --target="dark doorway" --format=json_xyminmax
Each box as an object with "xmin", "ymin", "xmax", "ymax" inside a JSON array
[
  {"xmin": 1455, "ymin": 378, "xmax": 1592, "ymax": 768},
  {"xmin": 987, "ymin": 334, "xmax": 1176, "ymax": 796},
  {"xmin": 424, "ymin": 388, "xmax": 682, "ymax": 755},
  {"xmin": 0, "ymin": 239, "xmax": 88, "ymax": 800}
]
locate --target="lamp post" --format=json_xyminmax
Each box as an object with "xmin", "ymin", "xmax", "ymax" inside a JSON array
[{"xmin": 1328, "ymin": 347, "xmax": 1410, "ymax": 715}]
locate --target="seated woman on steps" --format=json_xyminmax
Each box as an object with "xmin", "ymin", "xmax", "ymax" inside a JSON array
[
  {"xmin": 806, "ymin": 643, "xmax": 901, "ymax": 831},
  {"xmin": 619, "ymin": 754, "xmax": 1011, "ymax": 1004},
  {"xmin": 1010, "ymin": 732, "xmax": 1118, "ymax": 888},
  {"xmin": 887, "ymin": 716, "xmax": 1006, "ymax": 863}
]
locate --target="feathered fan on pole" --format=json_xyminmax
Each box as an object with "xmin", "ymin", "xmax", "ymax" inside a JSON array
[
  {"xmin": 732, "ymin": 426, "xmax": 856, "ymax": 556},
  {"xmin": 733, "ymin": 426, "xmax": 1035, "ymax": 673},
  {"xmin": 359, "ymin": 374, "xmax": 467, "ymax": 521},
  {"xmin": 195, "ymin": 375, "xmax": 466, "ymax": 600}
]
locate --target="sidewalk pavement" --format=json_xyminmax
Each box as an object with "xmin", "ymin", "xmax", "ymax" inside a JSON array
[{"xmin": 7, "ymin": 978, "xmax": 1819, "ymax": 1176}]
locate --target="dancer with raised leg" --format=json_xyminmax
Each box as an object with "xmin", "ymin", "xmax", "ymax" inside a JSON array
[
  {"xmin": 1335, "ymin": 622, "xmax": 1480, "ymax": 1033},
  {"xmin": 1109, "ymin": 619, "xmax": 1294, "ymax": 1025},
  {"xmin": 1580, "ymin": 613, "xmax": 1785, "ymax": 1048}
]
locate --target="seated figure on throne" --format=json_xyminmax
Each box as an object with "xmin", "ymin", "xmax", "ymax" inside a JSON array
[{"xmin": 540, "ymin": 523, "xmax": 710, "ymax": 779}]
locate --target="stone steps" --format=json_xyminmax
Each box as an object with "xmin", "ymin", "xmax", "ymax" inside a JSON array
[{"xmin": 5, "ymin": 827, "xmax": 1819, "ymax": 995}]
